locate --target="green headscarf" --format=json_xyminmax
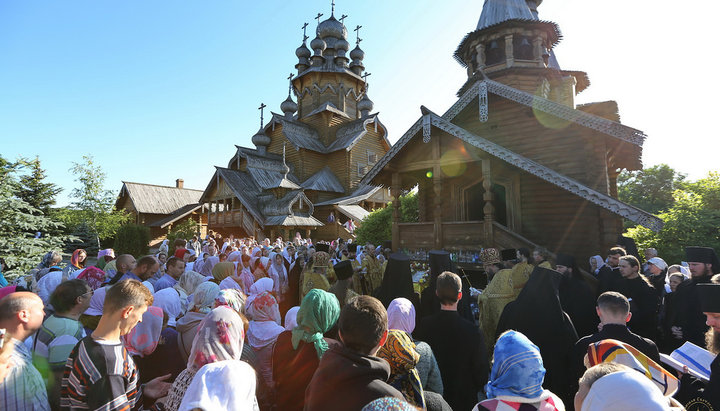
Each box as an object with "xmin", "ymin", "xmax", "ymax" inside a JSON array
[{"xmin": 291, "ymin": 288, "xmax": 340, "ymax": 358}]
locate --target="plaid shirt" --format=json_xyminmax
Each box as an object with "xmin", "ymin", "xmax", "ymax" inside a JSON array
[{"xmin": 0, "ymin": 338, "xmax": 50, "ymax": 411}]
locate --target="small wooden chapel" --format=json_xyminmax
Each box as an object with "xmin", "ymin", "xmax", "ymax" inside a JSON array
[{"xmin": 360, "ymin": 0, "xmax": 662, "ymax": 261}]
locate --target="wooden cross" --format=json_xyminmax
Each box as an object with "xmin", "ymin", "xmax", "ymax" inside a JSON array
[
  {"xmin": 258, "ymin": 103, "xmax": 266, "ymax": 127},
  {"xmin": 354, "ymin": 25, "xmax": 362, "ymax": 45},
  {"xmin": 339, "ymin": 14, "xmax": 348, "ymax": 24},
  {"xmin": 287, "ymin": 73, "xmax": 294, "ymax": 96},
  {"xmin": 315, "ymin": 13, "xmax": 324, "ymax": 25},
  {"xmin": 331, "ymin": 0, "xmax": 335, "ymax": 16},
  {"xmin": 301, "ymin": 22, "xmax": 309, "ymax": 42},
  {"xmin": 361, "ymin": 72, "xmax": 371, "ymax": 82}
]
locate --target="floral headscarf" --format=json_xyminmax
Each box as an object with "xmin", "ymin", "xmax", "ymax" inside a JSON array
[
  {"xmin": 187, "ymin": 306, "xmax": 245, "ymax": 372},
  {"xmin": 77, "ymin": 267, "xmax": 107, "ymax": 290},
  {"xmin": 247, "ymin": 277, "xmax": 274, "ymax": 307},
  {"xmin": 153, "ymin": 288, "xmax": 184, "ymax": 327},
  {"xmin": 291, "ymin": 289, "xmax": 340, "ymax": 358},
  {"xmin": 214, "ymin": 289, "xmax": 246, "ymax": 315},
  {"xmin": 246, "ymin": 291, "xmax": 284, "ymax": 348},
  {"xmin": 212, "ymin": 262, "xmax": 235, "ymax": 282},
  {"xmin": 387, "ymin": 298, "xmax": 416, "ymax": 335},
  {"xmin": 361, "ymin": 397, "xmax": 417, "ymax": 411},
  {"xmin": 175, "ymin": 271, "xmax": 207, "ymax": 296},
  {"xmin": 189, "ymin": 282, "xmax": 221, "ymax": 314},
  {"xmin": 123, "ymin": 306, "xmax": 164, "ymax": 357},
  {"xmin": 376, "ymin": 330, "xmax": 425, "ymax": 408}
]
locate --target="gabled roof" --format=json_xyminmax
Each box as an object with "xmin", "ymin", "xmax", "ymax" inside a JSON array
[
  {"xmin": 303, "ymin": 101, "xmax": 351, "ymax": 120},
  {"xmin": 205, "ymin": 167, "xmax": 264, "ymax": 226},
  {"xmin": 270, "ymin": 113, "xmax": 390, "ymax": 154},
  {"xmin": 443, "ymin": 79, "xmax": 646, "ymax": 147},
  {"xmin": 301, "ymin": 166, "xmax": 345, "ymax": 193},
  {"xmin": 261, "ymin": 190, "xmax": 314, "ymax": 217},
  {"xmin": 118, "ymin": 182, "xmax": 203, "ymax": 215},
  {"xmin": 149, "ymin": 203, "xmax": 204, "ymax": 228},
  {"xmin": 315, "ymin": 184, "xmax": 381, "ymax": 206},
  {"xmin": 264, "ymin": 215, "xmax": 323, "ymax": 227},
  {"xmin": 360, "ymin": 109, "xmax": 663, "ymax": 232},
  {"xmin": 231, "ymin": 147, "xmax": 301, "ymax": 190}
]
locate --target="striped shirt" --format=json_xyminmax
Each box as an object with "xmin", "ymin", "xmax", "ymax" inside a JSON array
[
  {"xmin": 60, "ymin": 337, "xmax": 142, "ymax": 410},
  {"xmin": 33, "ymin": 314, "xmax": 86, "ymax": 371},
  {"xmin": 0, "ymin": 338, "xmax": 50, "ymax": 411}
]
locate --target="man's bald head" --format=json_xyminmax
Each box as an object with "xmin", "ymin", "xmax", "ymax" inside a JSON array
[
  {"xmin": 0, "ymin": 292, "xmax": 44, "ymax": 339},
  {"xmin": 116, "ymin": 254, "xmax": 136, "ymax": 274},
  {"xmin": 0, "ymin": 292, "xmax": 42, "ymax": 322}
]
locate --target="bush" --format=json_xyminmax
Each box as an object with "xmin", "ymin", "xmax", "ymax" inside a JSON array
[
  {"xmin": 114, "ymin": 224, "xmax": 150, "ymax": 257},
  {"xmin": 166, "ymin": 219, "xmax": 200, "ymax": 252},
  {"xmin": 355, "ymin": 192, "xmax": 418, "ymax": 245}
]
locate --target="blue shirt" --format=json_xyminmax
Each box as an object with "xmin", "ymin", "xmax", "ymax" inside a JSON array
[
  {"xmin": 153, "ymin": 274, "xmax": 178, "ymax": 292},
  {"xmin": 118, "ymin": 272, "xmax": 142, "ymax": 283}
]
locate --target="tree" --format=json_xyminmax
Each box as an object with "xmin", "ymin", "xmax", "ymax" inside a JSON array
[
  {"xmin": 166, "ymin": 219, "xmax": 200, "ymax": 252},
  {"xmin": 114, "ymin": 224, "xmax": 150, "ymax": 257},
  {"xmin": 617, "ymin": 164, "xmax": 685, "ymax": 215},
  {"xmin": 625, "ymin": 172, "xmax": 720, "ymax": 264},
  {"xmin": 355, "ymin": 192, "xmax": 418, "ymax": 245},
  {"xmin": 68, "ymin": 155, "xmax": 129, "ymax": 248},
  {"xmin": 0, "ymin": 156, "xmax": 68, "ymax": 278},
  {"xmin": 17, "ymin": 156, "xmax": 62, "ymax": 217}
]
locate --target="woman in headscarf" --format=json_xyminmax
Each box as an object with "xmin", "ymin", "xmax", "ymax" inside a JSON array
[
  {"xmin": 174, "ymin": 270, "xmax": 206, "ymax": 297},
  {"xmin": 122, "ymin": 305, "xmax": 184, "ymax": 384},
  {"xmin": 589, "ymin": 255, "xmax": 605, "ymax": 276},
  {"xmin": 272, "ymin": 289, "xmax": 341, "ymax": 411},
  {"xmin": 268, "ymin": 252, "xmax": 289, "ymax": 312},
  {"xmin": 473, "ymin": 330, "xmax": 564, "ymax": 411},
  {"xmin": 212, "ymin": 288, "xmax": 259, "ymax": 375},
  {"xmin": 211, "ymin": 261, "xmax": 234, "ymax": 284},
  {"xmin": 178, "ymin": 359, "xmax": 259, "ymax": 411},
  {"xmin": 63, "ymin": 249, "xmax": 87, "ymax": 279},
  {"xmin": 36, "ymin": 270, "xmax": 63, "ymax": 309},
  {"xmin": 159, "ymin": 239, "xmax": 170, "ymax": 256},
  {"xmin": 176, "ymin": 282, "xmax": 221, "ymax": 362},
  {"xmin": 283, "ymin": 306, "xmax": 300, "ymax": 331},
  {"xmin": 153, "ymin": 288, "xmax": 184, "ymax": 328},
  {"xmin": 387, "ymin": 297, "xmax": 443, "ymax": 395},
  {"xmin": 299, "ymin": 251, "xmax": 331, "ymax": 300},
  {"xmin": 253, "ymin": 256, "xmax": 270, "ymax": 282},
  {"xmin": 376, "ymin": 329, "xmax": 426, "ymax": 408},
  {"xmin": 496, "ymin": 266, "xmax": 578, "ymax": 407},
  {"xmin": 76, "ymin": 266, "xmax": 106, "ymax": 291},
  {"xmin": 246, "ymin": 291, "xmax": 284, "ymax": 393},
  {"xmin": 199, "ymin": 255, "xmax": 219, "ymax": 278},
  {"xmin": 247, "ymin": 277, "xmax": 274, "ymax": 308},
  {"xmin": 162, "ymin": 306, "xmax": 247, "ymax": 411},
  {"xmin": 95, "ymin": 249, "xmax": 115, "ymax": 271}
]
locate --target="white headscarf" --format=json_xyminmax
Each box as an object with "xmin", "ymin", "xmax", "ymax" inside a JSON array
[
  {"xmin": 387, "ymin": 298, "xmax": 416, "ymax": 334},
  {"xmin": 153, "ymin": 288, "xmax": 184, "ymax": 327},
  {"xmin": 219, "ymin": 276, "xmax": 242, "ymax": 291},
  {"xmin": 589, "ymin": 255, "xmax": 605, "ymax": 274},
  {"xmin": 37, "ymin": 270, "xmax": 63, "ymax": 307},
  {"xmin": 284, "ymin": 306, "xmax": 300, "ymax": 331},
  {"xmin": 84, "ymin": 285, "xmax": 108, "ymax": 316},
  {"xmin": 189, "ymin": 282, "xmax": 221, "ymax": 314},
  {"xmin": 581, "ymin": 370, "xmax": 669, "ymax": 411},
  {"xmin": 246, "ymin": 277, "xmax": 274, "ymax": 308},
  {"xmin": 178, "ymin": 360, "xmax": 258, "ymax": 411}
]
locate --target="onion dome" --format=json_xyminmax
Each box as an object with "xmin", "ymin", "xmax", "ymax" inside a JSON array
[
  {"xmin": 295, "ymin": 42, "xmax": 311, "ymax": 59},
  {"xmin": 280, "ymin": 95, "xmax": 298, "ymax": 117},
  {"xmin": 358, "ymin": 94, "xmax": 374, "ymax": 116},
  {"xmin": 310, "ymin": 36, "xmax": 327, "ymax": 55},
  {"xmin": 335, "ymin": 38, "xmax": 350, "ymax": 54},
  {"xmin": 252, "ymin": 127, "xmax": 271, "ymax": 148},
  {"xmin": 350, "ymin": 45, "xmax": 364, "ymax": 61},
  {"xmin": 317, "ymin": 16, "xmax": 347, "ymax": 39}
]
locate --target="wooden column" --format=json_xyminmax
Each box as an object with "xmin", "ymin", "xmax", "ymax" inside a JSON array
[
  {"xmin": 482, "ymin": 159, "xmax": 495, "ymax": 246},
  {"xmin": 432, "ymin": 136, "xmax": 443, "ymax": 250},
  {"xmin": 505, "ymin": 34, "xmax": 514, "ymax": 67},
  {"xmin": 391, "ymin": 172, "xmax": 401, "ymax": 252}
]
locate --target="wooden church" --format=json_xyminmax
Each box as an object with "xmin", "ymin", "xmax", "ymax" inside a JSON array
[
  {"xmin": 200, "ymin": 7, "xmax": 392, "ymax": 241},
  {"xmin": 360, "ymin": 0, "xmax": 662, "ymax": 260}
]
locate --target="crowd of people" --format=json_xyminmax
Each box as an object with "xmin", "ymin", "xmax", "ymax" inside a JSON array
[{"xmin": 0, "ymin": 230, "xmax": 717, "ymax": 410}]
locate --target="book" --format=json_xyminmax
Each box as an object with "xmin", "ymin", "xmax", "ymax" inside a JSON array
[{"xmin": 659, "ymin": 341, "xmax": 714, "ymax": 382}]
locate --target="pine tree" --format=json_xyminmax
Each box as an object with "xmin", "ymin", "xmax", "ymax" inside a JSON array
[
  {"xmin": 18, "ymin": 156, "xmax": 63, "ymax": 216},
  {"xmin": 0, "ymin": 156, "xmax": 67, "ymax": 278}
]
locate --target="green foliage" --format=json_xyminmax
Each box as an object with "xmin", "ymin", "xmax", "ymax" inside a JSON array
[
  {"xmin": 65, "ymin": 222, "xmax": 100, "ymax": 255},
  {"xmin": 17, "ymin": 156, "xmax": 63, "ymax": 217},
  {"xmin": 355, "ymin": 192, "xmax": 418, "ymax": 245},
  {"xmin": 114, "ymin": 224, "xmax": 150, "ymax": 257},
  {"xmin": 625, "ymin": 172, "xmax": 720, "ymax": 264},
  {"xmin": 0, "ymin": 156, "xmax": 69, "ymax": 278},
  {"xmin": 67, "ymin": 155, "xmax": 130, "ymax": 247},
  {"xmin": 166, "ymin": 219, "xmax": 200, "ymax": 252},
  {"xmin": 618, "ymin": 164, "xmax": 685, "ymax": 216}
]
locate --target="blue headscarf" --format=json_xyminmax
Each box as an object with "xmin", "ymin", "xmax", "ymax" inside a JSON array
[{"xmin": 485, "ymin": 330, "xmax": 546, "ymax": 400}]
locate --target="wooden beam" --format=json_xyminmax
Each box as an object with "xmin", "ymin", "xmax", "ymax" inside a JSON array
[{"xmin": 391, "ymin": 172, "xmax": 401, "ymax": 252}]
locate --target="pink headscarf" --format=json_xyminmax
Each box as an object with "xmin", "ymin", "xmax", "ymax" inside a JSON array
[
  {"xmin": 123, "ymin": 306, "xmax": 164, "ymax": 357},
  {"xmin": 246, "ymin": 291, "xmax": 284, "ymax": 348},
  {"xmin": 200, "ymin": 256, "xmax": 220, "ymax": 277},
  {"xmin": 77, "ymin": 267, "xmax": 106, "ymax": 290},
  {"xmin": 188, "ymin": 306, "xmax": 245, "ymax": 372}
]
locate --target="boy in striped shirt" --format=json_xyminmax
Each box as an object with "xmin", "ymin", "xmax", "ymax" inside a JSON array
[{"xmin": 60, "ymin": 280, "xmax": 171, "ymax": 410}]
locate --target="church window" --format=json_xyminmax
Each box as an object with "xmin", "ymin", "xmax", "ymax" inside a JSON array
[{"xmin": 367, "ymin": 151, "xmax": 377, "ymax": 164}]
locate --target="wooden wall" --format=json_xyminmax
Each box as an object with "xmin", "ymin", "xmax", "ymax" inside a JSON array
[{"xmin": 348, "ymin": 127, "xmax": 388, "ymax": 189}]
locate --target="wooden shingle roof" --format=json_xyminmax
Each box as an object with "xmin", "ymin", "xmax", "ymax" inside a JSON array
[{"xmin": 118, "ymin": 182, "xmax": 203, "ymax": 215}]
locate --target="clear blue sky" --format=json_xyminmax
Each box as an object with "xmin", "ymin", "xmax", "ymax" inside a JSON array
[{"xmin": 2, "ymin": 0, "xmax": 718, "ymax": 207}]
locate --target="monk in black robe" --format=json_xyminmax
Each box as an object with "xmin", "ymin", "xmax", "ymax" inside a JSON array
[{"xmin": 556, "ymin": 253, "xmax": 598, "ymax": 338}]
